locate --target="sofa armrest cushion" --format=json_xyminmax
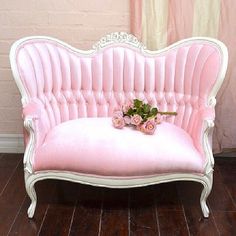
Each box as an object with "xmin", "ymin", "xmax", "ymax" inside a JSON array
[
  {"xmin": 22, "ymin": 100, "xmax": 50, "ymax": 148},
  {"xmin": 191, "ymin": 108, "xmax": 215, "ymax": 157}
]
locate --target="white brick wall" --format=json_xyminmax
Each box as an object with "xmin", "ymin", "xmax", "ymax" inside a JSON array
[{"xmin": 0, "ymin": 0, "xmax": 130, "ymax": 134}]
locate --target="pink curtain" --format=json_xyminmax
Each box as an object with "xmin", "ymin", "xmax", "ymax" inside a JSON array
[{"xmin": 130, "ymin": 0, "xmax": 236, "ymax": 153}]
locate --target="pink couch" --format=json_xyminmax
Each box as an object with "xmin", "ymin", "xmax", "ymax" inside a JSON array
[{"xmin": 10, "ymin": 32, "xmax": 228, "ymax": 218}]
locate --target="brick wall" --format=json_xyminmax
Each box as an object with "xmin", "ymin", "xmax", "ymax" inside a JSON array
[{"xmin": 0, "ymin": 0, "xmax": 130, "ymax": 134}]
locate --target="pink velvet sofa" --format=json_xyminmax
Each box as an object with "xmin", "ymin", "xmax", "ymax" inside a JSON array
[{"xmin": 10, "ymin": 32, "xmax": 228, "ymax": 218}]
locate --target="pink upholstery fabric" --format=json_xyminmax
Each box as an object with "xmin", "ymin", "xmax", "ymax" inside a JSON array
[
  {"xmin": 34, "ymin": 118, "xmax": 204, "ymax": 176},
  {"xmin": 15, "ymin": 39, "xmax": 221, "ymax": 157},
  {"xmin": 22, "ymin": 100, "xmax": 50, "ymax": 148}
]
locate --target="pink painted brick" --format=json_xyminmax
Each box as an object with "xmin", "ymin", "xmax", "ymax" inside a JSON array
[
  {"xmin": 0, "ymin": 41, "xmax": 12, "ymax": 54},
  {"xmin": 0, "ymin": 108, "xmax": 22, "ymax": 121},
  {"xmin": 0, "ymin": 81, "xmax": 20, "ymax": 94},
  {"xmin": 48, "ymin": 12, "xmax": 129, "ymax": 26},
  {"xmin": 33, "ymin": 27, "xmax": 74, "ymax": 42},
  {"xmin": 0, "ymin": 122, "xmax": 20, "ymax": 134},
  {"xmin": 0, "ymin": 69, "xmax": 12, "ymax": 80},
  {"xmin": 34, "ymin": 0, "xmax": 129, "ymax": 12},
  {"xmin": 0, "ymin": 27, "xmax": 35, "ymax": 40},
  {"xmin": 34, "ymin": 0, "xmax": 77, "ymax": 11},
  {"xmin": 0, "ymin": 55, "xmax": 11, "ymax": 68},
  {"xmin": 3, "ymin": 12, "xmax": 49, "ymax": 26},
  {"xmin": 1, "ymin": 0, "xmax": 35, "ymax": 10},
  {"xmin": 72, "ymin": 27, "xmax": 130, "ymax": 43},
  {"xmin": 0, "ymin": 93, "xmax": 21, "ymax": 107},
  {"xmin": 73, "ymin": 0, "xmax": 129, "ymax": 13}
]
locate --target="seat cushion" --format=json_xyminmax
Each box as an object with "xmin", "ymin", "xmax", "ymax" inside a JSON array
[{"xmin": 34, "ymin": 118, "xmax": 205, "ymax": 177}]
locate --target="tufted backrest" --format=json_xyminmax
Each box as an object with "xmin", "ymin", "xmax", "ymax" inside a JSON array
[{"xmin": 10, "ymin": 33, "xmax": 227, "ymax": 135}]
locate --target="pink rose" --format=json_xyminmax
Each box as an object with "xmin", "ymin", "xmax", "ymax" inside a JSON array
[
  {"xmin": 131, "ymin": 114, "xmax": 142, "ymax": 126},
  {"xmin": 113, "ymin": 110, "xmax": 123, "ymax": 117},
  {"xmin": 155, "ymin": 113, "xmax": 163, "ymax": 124},
  {"xmin": 113, "ymin": 106, "xmax": 121, "ymax": 112},
  {"xmin": 122, "ymin": 101, "xmax": 134, "ymax": 113},
  {"xmin": 142, "ymin": 119, "xmax": 156, "ymax": 135},
  {"xmin": 124, "ymin": 116, "xmax": 131, "ymax": 125},
  {"xmin": 136, "ymin": 124, "xmax": 142, "ymax": 131},
  {"xmin": 112, "ymin": 116, "xmax": 125, "ymax": 129}
]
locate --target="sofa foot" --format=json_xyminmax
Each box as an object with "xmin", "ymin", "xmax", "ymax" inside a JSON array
[
  {"xmin": 28, "ymin": 199, "xmax": 36, "ymax": 218},
  {"xmin": 25, "ymin": 174, "xmax": 37, "ymax": 218},
  {"xmin": 200, "ymin": 199, "xmax": 209, "ymax": 218},
  {"xmin": 200, "ymin": 172, "xmax": 213, "ymax": 218}
]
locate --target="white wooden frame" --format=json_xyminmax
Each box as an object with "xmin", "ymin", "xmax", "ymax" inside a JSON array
[{"xmin": 10, "ymin": 32, "xmax": 228, "ymax": 218}]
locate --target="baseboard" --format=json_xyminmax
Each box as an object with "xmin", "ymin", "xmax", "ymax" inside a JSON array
[{"xmin": 0, "ymin": 134, "xmax": 24, "ymax": 153}]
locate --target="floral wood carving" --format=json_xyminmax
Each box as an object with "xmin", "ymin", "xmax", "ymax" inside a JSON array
[{"xmin": 92, "ymin": 32, "xmax": 146, "ymax": 50}]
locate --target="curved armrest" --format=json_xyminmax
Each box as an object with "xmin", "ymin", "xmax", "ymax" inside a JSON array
[
  {"xmin": 22, "ymin": 101, "xmax": 49, "ymax": 148},
  {"xmin": 190, "ymin": 108, "xmax": 215, "ymax": 172},
  {"xmin": 22, "ymin": 101, "xmax": 50, "ymax": 172}
]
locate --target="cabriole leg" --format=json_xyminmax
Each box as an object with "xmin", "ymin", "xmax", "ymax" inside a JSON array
[
  {"xmin": 200, "ymin": 172, "xmax": 213, "ymax": 218},
  {"xmin": 25, "ymin": 172, "xmax": 37, "ymax": 218}
]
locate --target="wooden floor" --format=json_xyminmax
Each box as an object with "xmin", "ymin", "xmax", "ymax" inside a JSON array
[{"xmin": 0, "ymin": 154, "xmax": 236, "ymax": 236}]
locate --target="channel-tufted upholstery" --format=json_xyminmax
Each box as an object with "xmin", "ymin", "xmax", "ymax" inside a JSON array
[{"xmin": 16, "ymin": 38, "xmax": 221, "ymax": 158}]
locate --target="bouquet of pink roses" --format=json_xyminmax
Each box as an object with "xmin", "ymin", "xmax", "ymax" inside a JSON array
[{"xmin": 112, "ymin": 99, "xmax": 177, "ymax": 135}]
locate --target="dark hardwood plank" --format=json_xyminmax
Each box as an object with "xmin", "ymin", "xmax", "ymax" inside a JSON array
[
  {"xmin": 130, "ymin": 186, "xmax": 159, "ymax": 236},
  {"xmin": 155, "ymin": 182, "xmax": 189, "ymax": 236},
  {"xmin": 213, "ymin": 211, "xmax": 236, "ymax": 236},
  {"xmin": 183, "ymin": 206, "xmax": 219, "ymax": 236},
  {"xmin": 0, "ymin": 160, "xmax": 25, "ymax": 206},
  {"xmin": 38, "ymin": 181, "xmax": 79, "ymax": 236},
  {"xmin": 8, "ymin": 198, "xmax": 46, "ymax": 236},
  {"xmin": 0, "ymin": 153, "xmax": 21, "ymax": 194},
  {"xmin": 0, "ymin": 160, "xmax": 26, "ymax": 235},
  {"xmin": 0, "ymin": 153, "xmax": 22, "ymax": 169},
  {"xmin": 158, "ymin": 210, "xmax": 189, "ymax": 236},
  {"xmin": 223, "ymin": 182, "xmax": 236, "ymax": 208},
  {"xmin": 156, "ymin": 182, "xmax": 182, "ymax": 212},
  {"xmin": 208, "ymin": 168, "xmax": 236, "ymax": 211},
  {"xmin": 53, "ymin": 181, "xmax": 79, "ymax": 205},
  {"xmin": 177, "ymin": 182, "xmax": 219, "ymax": 236},
  {"xmin": 69, "ymin": 185, "xmax": 103, "ymax": 236},
  {"xmin": 215, "ymin": 159, "xmax": 236, "ymax": 209},
  {"xmin": 100, "ymin": 188, "xmax": 129, "ymax": 236},
  {"xmin": 8, "ymin": 180, "xmax": 57, "ymax": 236},
  {"xmin": 38, "ymin": 205, "xmax": 74, "ymax": 236},
  {"xmin": 215, "ymin": 157, "xmax": 236, "ymax": 182}
]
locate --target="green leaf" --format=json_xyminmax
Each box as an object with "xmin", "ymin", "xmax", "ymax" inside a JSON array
[
  {"xmin": 134, "ymin": 99, "xmax": 143, "ymax": 108},
  {"xmin": 143, "ymin": 104, "xmax": 151, "ymax": 113},
  {"xmin": 127, "ymin": 108, "xmax": 134, "ymax": 116},
  {"xmin": 142, "ymin": 114, "xmax": 148, "ymax": 121},
  {"xmin": 150, "ymin": 107, "xmax": 158, "ymax": 116},
  {"xmin": 136, "ymin": 107, "xmax": 143, "ymax": 115}
]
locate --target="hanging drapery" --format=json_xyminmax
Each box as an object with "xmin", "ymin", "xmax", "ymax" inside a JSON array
[{"xmin": 130, "ymin": 0, "xmax": 236, "ymax": 153}]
